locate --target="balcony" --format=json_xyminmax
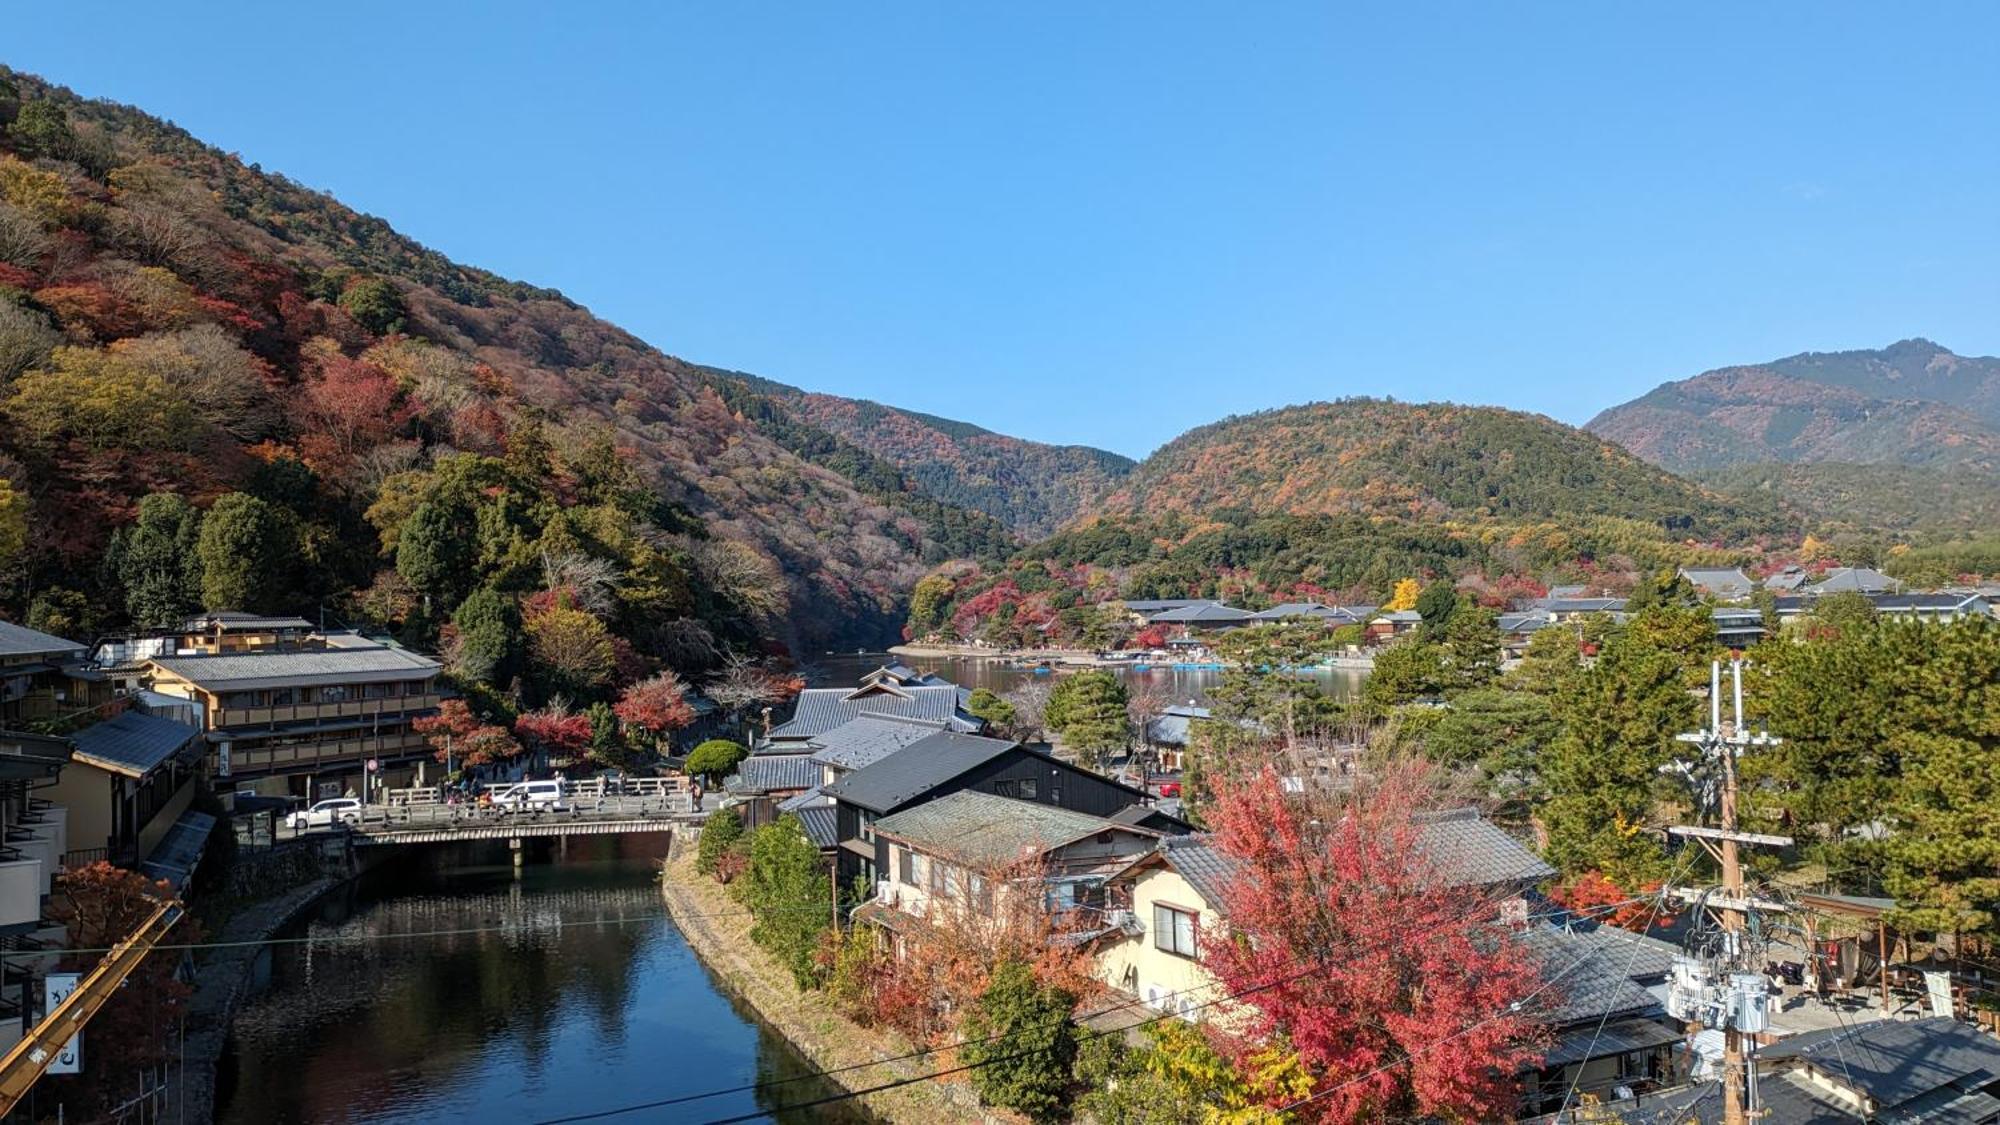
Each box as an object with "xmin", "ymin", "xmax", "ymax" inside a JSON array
[
  {"xmin": 212, "ymin": 729, "xmax": 432, "ymax": 779},
  {"xmin": 211, "ymin": 693, "xmax": 441, "ymax": 730},
  {"xmin": 0, "ymin": 855, "xmax": 42, "ymax": 929}
]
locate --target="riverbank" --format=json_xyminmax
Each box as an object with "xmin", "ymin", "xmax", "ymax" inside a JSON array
[
  {"xmin": 165, "ymin": 875, "xmax": 343, "ymax": 1124},
  {"xmin": 658, "ymin": 851, "xmax": 1013, "ymax": 1125}
]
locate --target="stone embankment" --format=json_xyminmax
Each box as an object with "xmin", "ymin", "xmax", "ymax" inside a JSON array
[
  {"xmin": 658, "ymin": 851, "xmax": 1017, "ymax": 1124},
  {"xmin": 163, "ymin": 876, "xmax": 341, "ymax": 1124}
]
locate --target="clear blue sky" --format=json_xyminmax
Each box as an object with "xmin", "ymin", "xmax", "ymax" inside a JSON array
[{"xmin": 10, "ymin": 5, "xmax": 2000, "ymax": 458}]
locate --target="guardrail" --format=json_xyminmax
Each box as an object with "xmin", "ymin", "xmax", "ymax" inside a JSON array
[{"xmin": 284, "ymin": 792, "xmax": 699, "ymax": 842}]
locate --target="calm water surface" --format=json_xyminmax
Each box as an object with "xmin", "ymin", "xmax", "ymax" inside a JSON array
[
  {"xmin": 215, "ymin": 837, "xmax": 869, "ymax": 1125},
  {"xmin": 809, "ymin": 651, "xmax": 1365, "ymax": 704}
]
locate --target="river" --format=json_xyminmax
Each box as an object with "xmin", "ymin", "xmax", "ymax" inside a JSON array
[
  {"xmin": 214, "ymin": 837, "xmax": 869, "ymax": 1125},
  {"xmin": 807, "ymin": 651, "xmax": 1366, "ymax": 703}
]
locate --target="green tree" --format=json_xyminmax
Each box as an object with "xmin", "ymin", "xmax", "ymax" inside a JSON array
[
  {"xmin": 740, "ymin": 815, "xmax": 830, "ymax": 988},
  {"xmin": 0, "ymin": 476, "xmax": 28, "ymax": 576},
  {"xmin": 1882, "ymin": 731, "xmax": 2000, "ymax": 935},
  {"xmin": 104, "ymin": 492, "xmax": 205, "ymax": 628},
  {"xmin": 396, "ymin": 500, "xmax": 475, "ymax": 610},
  {"xmin": 337, "ymin": 276, "xmax": 407, "ymax": 336},
  {"xmin": 1809, "ymin": 590, "xmax": 1878, "ymax": 635},
  {"xmin": 1539, "ymin": 608, "xmax": 1709, "ymax": 885},
  {"xmin": 697, "ymin": 807, "xmax": 746, "ymax": 877},
  {"xmin": 7, "ymin": 101, "xmax": 79, "ymax": 162},
  {"xmin": 965, "ymin": 687, "xmax": 1017, "ymax": 732},
  {"xmin": 447, "ymin": 587, "xmax": 517, "ymax": 685},
  {"xmin": 1414, "ymin": 580, "xmax": 1460, "ymax": 635},
  {"xmin": 907, "ymin": 573, "xmax": 955, "ymax": 636},
  {"xmin": 1425, "ymin": 686, "xmax": 1559, "ymax": 809},
  {"xmin": 959, "ymin": 960, "xmax": 1078, "ymax": 1123},
  {"xmin": 684, "ymin": 738, "xmax": 749, "ymax": 785},
  {"xmin": 1363, "ymin": 641, "xmax": 1446, "ymax": 708},
  {"xmin": 1044, "ymin": 669, "xmax": 1129, "ymax": 765},
  {"xmin": 25, "ymin": 587, "xmax": 90, "ymax": 640},
  {"xmin": 196, "ymin": 493, "xmax": 296, "ymax": 613}
]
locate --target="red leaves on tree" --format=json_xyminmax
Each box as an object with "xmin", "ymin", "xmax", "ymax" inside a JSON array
[
  {"xmin": 415, "ymin": 699, "xmax": 522, "ymax": 766},
  {"xmin": 1549, "ymin": 871, "xmax": 1674, "ymax": 933},
  {"xmin": 615, "ymin": 671, "xmax": 697, "ymax": 734},
  {"xmin": 45, "ymin": 863, "xmax": 200, "ymax": 1117},
  {"xmin": 515, "ymin": 703, "xmax": 592, "ymax": 753},
  {"xmin": 296, "ymin": 347, "xmax": 409, "ymax": 466},
  {"xmin": 1201, "ymin": 764, "xmax": 1548, "ymax": 1122}
]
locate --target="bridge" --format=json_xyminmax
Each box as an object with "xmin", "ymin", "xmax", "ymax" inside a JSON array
[{"xmin": 286, "ymin": 779, "xmax": 709, "ymax": 848}]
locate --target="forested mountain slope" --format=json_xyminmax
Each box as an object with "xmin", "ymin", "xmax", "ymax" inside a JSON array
[
  {"xmin": 697, "ymin": 366, "xmax": 1134, "ymax": 537},
  {"xmin": 1587, "ymin": 339, "xmax": 2000, "ymax": 474},
  {"xmin": 0, "ymin": 67, "xmax": 1010, "ymax": 651},
  {"xmin": 1086, "ymin": 398, "xmax": 1783, "ymax": 540}
]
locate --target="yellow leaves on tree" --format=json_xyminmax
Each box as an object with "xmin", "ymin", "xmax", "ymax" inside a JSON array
[
  {"xmin": 1799, "ymin": 533, "xmax": 1830, "ymax": 563},
  {"xmin": 4, "ymin": 344, "xmax": 196, "ymax": 450},
  {"xmin": 1386, "ymin": 577, "xmax": 1422, "ymax": 611},
  {"xmin": 0, "ymin": 476, "xmax": 25, "ymax": 570},
  {"xmin": 0, "ymin": 155, "xmax": 74, "ymax": 226}
]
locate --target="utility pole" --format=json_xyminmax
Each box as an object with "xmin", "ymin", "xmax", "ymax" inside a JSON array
[{"xmin": 1665, "ymin": 659, "xmax": 1792, "ymax": 1125}]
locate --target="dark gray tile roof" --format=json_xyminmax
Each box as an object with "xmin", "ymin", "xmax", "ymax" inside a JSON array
[
  {"xmin": 1416, "ymin": 808, "xmax": 1557, "ymax": 887},
  {"xmin": 818, "ymin": 731, "xmax": 1023, "ymax": 813},
  {"xmin": 768, "ymin": 684, "xmax": 977, "ymax": 741},
  {"xmin": 180, "ymin": 612, "xmax": 315, "ymax": 631},
  {"xmin": 723, "ymin": 754, "xmax": 821, "ymax": 794},
  {"xmin": 1532, "ymin": 598, "xmax": 1629, "ymax": 614},
  {"xmin": 793, "ymin": 805, "xmax": 838, "ymax": 849},
  {"xmin": 69, "ymin": 710, "xmax": 199, "ymax": 778},
  {"xmin": 1498, "ymin": 611, "xmax": 1551, "ymax": 634},
  {"xmin": 1807, "ymin": 566, "xmax": 1900, "ymax": 594},
  {"xmin": 1121, "ymin": 599, "xmax": 1221, "ymax": 614},
  {"xmin": 0, "ymin": 619, "xmax": 86, "ymax": 660},
  {"xmin": 149, "ymin": 644, "xmax": 438, "ymax": 689},
  {"xmin": 1155, "ymin": 834, "xmax": 1237, "ymax": 905},
  {"xmin": 1542, "ymin": 1017, "xmax": 1681, "ymax": 1069},
  {"xmin": 1140, "ymin": 810, "xmax": 1552, "ymax": 910},
  {"xmin": 1514, "ymin": 924, "xmax": 1664, "ymax": 1027},
  {"xmin": 1760, "ymin": 1017, "xmax": 2000, "ymax": 1112},
  {"xmin": 1143, "ymin": 707, "xmax": 1209, "ymax": 747},
  {"xmin": 1680, "ymin": 567, "xmax": 1754, "ymax": 598},
  {"xmin": 776, "ymin": 787, "xmax": 829, "ymax": 813},
  {"xmin": 1149, "ymin": 603, "xmax": 1254, "ymax": 624},
  {"xmin": 874, "ymin": 791, "xmax": 1149, "ymax": 869},
  {"xmin": 808, "ymin": 713, "xmax": 950, "ymax": 772}
]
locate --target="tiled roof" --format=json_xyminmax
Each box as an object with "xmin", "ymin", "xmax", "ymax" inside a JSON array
[
  {"xmin": 1515, "ymin": 924, "xmax": 1664, "ymax": 1027},
  {"xmin": 1120, "ymin": 599, "xmax": 1221, "ymax": 614},
  {"xmin": 1532, "ymin": 598, "xmax": 1628, "ymax": 614},
  {"xmin": 1143, "ymin": 706, "xmax": 1209, "ymax": 747},
  {"xmin": 1679, "ymin": 567, "xmax": 1754, "ymax": 598},
  {"xmin": 69, "ymin": 710, "xmax": 199, "ymax": 778},
  {"xmin": 1149, "ymin": 603, "xmax": 1253, "ymax": 624},
  {"xmin": 793, "ymin": 805, "xmax": 838, "ymax": 849},
  {"xmin": 0, "ymin": 619, "xmax": 86, "ymax": 660},
  {"xmin": 1758, "ymin": 1016, "xmax": 2000, "ymax": 1112},
  {"xmin": 137, "ymin": 809, "xmax": 216, "ymax": 892},
  {"xmin": 180, "ymin": 612, "xmax": 315, "ymax": 631},
  {"xmin": 808, "ymin": 713, "xmax": 950, "ymax": 772},
  {"xmin": 1806, "ymin": 566, "xmax": 1900, "ymax": 594},
  {"xmin": 776, "ymin": 787, "xmax": 831, "ymax": 812},
  {"xmin": 723, "ymin": 754, "xmax": 821, "ymax": 794},
  {"xmin": 1497, "ymin": 611, "xmax": 1551, "ymax": 634},
  {"xmin": 1138, "ymin": 810, "xmax": 1551, "ymax": 909},
  {"xmin": 768, "ymin": 684, "xmax": 977, "ymax": 741},
  {"xmin": 1373, "ymin": 610, "xmax": 1422, "ymax": 623},
  {"xmin": 875, "ymin": 791, "xmax": 1150, "ymax": 869},
  {"xmin": 818, "ymin": 731, "xmax": 1023, "ymax": 813},
  {"xmin": 1415, "ymin": 808, "xmax": 1556, "ymax": 887},
  {"xmin": 148, "ymin": 644, "xmax": 438, "ymax": 690},
  {"xmin": 1157, "ymin": 835, "xmax": 1236, "ymax": 905}
]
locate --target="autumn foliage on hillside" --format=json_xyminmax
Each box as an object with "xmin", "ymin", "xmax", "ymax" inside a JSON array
[{"xmin": 0, "ymin": 67, "xmax": 1008, "ymax": 651}]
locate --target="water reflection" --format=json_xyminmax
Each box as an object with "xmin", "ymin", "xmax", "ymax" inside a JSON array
[{"xmin": 216, "ymin": 837, "xmax": 869, "ymax": 1125}]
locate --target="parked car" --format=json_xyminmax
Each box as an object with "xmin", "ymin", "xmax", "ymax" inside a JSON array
[
  {"xmin": 489, "ymin": 780, "xmax": 569, "ymax": 812},
  {"xmin": 1155, "ymin": 780, "xmax": 1182, "ymax": 798},
  {"xmin": 288, "ymin": 798, "xmax": 363, "ymax": 831}
]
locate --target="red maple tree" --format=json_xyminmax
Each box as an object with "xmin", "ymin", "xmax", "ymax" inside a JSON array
[
  {"xmin": 615, "ymin": 671, "xmax": 697, "ymax": 738},
  {"xmin": 1201, "ymin": 763, "xmax": 1549, "ymax": 1122}
]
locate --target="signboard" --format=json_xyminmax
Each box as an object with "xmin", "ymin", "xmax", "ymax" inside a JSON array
[
  {"xmin": 44, "ymin": 972, "xmax": 81, "ymax": 1074},
  {"xmin": 215, "ymin": 740, "xmax": 232, "ymax": 777},
  {"xmin": 1924, "ymin": 970, "xmax": 1954, "ymax": 1018}
]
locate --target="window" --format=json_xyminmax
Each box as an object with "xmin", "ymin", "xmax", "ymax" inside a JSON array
[
  {"xmin": 270, "ymin": 688, "xmax": 296, "ymax": 706},
  {"xmin": 320, "ymin": 685, "xmax": 350, "ymax": 703},
  {"xmin": 908, "ymin": 852, "xmax": 928, "ymax": 890},
  {"xmin": 992, "ymin": 778, "xmax": 1038, "ymax": 801},
  {"xmin": 970, "ymin": 874, "xmax": 993, "ymax": 911},
  {"xmin": 1154, "ymin": 903, "xmax": 1198, "ymax": 958},
  {"xmin": 897, "ymin": 846, "xmax": 914, "ymax": 885}
]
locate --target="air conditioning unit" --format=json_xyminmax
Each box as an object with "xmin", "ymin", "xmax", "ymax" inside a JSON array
[{"xmin": 1106, "ymin": 908, "xmax": 1133, "ymax": 928}]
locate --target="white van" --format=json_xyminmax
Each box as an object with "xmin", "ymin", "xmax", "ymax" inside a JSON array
[{"xmin": 490, "ymin": 780, "xmax": 568, "ymax": 812}]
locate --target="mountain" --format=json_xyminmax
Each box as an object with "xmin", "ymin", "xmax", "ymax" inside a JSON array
[
  {"xmin": 1085, "ymin": 398, "xmax": 1780, "ymax": 538},
  {"xmin": 1692, "ymin": 462, "xmax": 2000, "ymax": 535},
  {"xmin": 1586, "ymin": 340, "xmax": 2000, "ymax": 474},
  {"xmin": 0, "ymin": 67, "xmax": 1016, "ymax": 650},
  {"xmin": 694, "ymin": 368, "xmax": 1134, "ymax": 537}
]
